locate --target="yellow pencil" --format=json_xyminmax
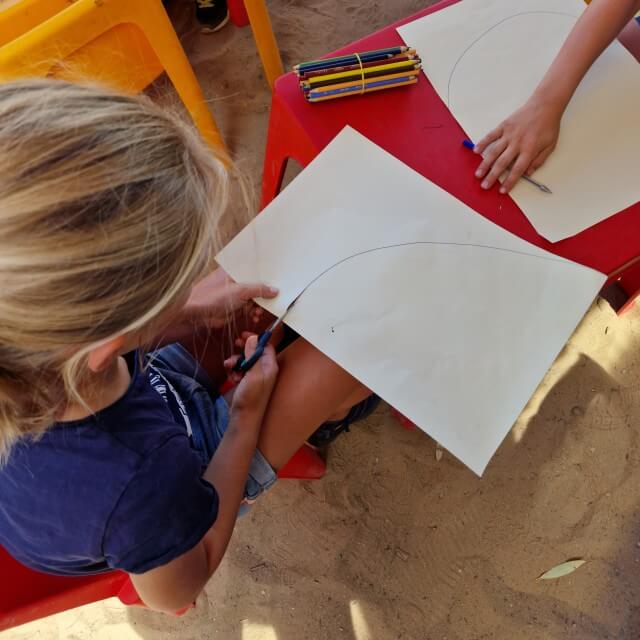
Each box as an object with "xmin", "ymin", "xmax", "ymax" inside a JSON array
[
  {"xmin": 308, "ymin": 77, "xmax": 418, "ymax": 102},
  {"xmin": 294, "ymin": 46, "xmax": 415, "ymax": 72},
  {"xmin": 296, "ymin": 50, "xmax": 418, "ymax": 78},
  {"xmin": 304, "ymin": 59, "xmax": 421, "ymax": 86},
  {"xmin": 307, "ymin": 70, "xmax": 420, "ymax": 96},
  {"xmin": 303, "ymin": 64, "xmax": 420, "ymax": 91}
]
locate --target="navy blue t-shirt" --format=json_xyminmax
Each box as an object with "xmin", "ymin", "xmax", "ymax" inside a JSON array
[{"xmin": 0, "ymin": 352, "xmax": 219, "ymax": 576}]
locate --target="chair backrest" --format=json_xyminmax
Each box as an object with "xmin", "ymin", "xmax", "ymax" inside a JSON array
[
  {"xmin": 0, "ymin": 0, "xmax": 163, "ymax": 93},
  {"xmin": 0, "ymin": 0, "xmax": 71, "ymax": 47},
  {"xmin": 0, "ymin": 544, "xmax": 129, "ymax": 632}
]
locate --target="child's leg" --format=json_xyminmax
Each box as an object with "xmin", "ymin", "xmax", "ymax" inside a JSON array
[
  {"xmin": 183, "ymin": 316, "xmax": 372, "ymax": 470},
  {"xmin": 254, "ymin": 338, "xmax": 372, "ymax": 470},
  {"xmin": 619, "ymin": 16, "xmax": 640, "ymax": 62}
]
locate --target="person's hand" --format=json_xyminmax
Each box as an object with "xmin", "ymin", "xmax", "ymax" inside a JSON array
[
  {"xmin": 473, "ymin": 96, "xmax": 563, "ymax": 193},
  {"xmin": 184, "ymin": 268, "xmax": 278, "ymax": 330},
  {"xmin": 224, "ymin": 334, "xmax": 279, "ymax": 421}
]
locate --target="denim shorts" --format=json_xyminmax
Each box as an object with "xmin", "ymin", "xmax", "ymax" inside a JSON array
[{"xmin": 146, "ymin": 344, "xmax": 277, "ymax": 509}]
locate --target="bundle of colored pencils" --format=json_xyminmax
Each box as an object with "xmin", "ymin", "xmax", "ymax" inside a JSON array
[{"xmin": 294, "ymin": 45, "xmax": 421, "ymax": 103}]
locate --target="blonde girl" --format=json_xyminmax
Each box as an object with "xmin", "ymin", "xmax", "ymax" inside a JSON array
[{"xmin": 0, "ymin": 79, "xmax": 377, "ymax": 612}]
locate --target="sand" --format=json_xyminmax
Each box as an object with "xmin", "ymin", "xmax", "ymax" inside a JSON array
[{"xmin": 5, "ymin": 1, "xmax": 640, "ymax": 638}]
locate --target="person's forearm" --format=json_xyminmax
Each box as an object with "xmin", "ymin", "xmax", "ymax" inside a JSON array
[
  {"xmin": 200, "ymin": 410, "xmax": 262, "ymax": 573},
  {"xmin": 532, "ymin": 0, "xmax": 640, "ymax": 112},
  {"xmin": 129, "ymin": 339, "xmax": 277, "ymax": 614},
  {"xmin": 127, "ymin": 414, "xmax": 261, "ymax": 613}
]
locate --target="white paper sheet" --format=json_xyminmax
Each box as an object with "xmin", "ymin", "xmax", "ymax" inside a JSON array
[
  {"xmin": 398, "ymin": 0, "xmax": 640, "ymax": 242},
  {"xmin": 217, "ymin": 127, "xmax": 605, "ymax": 475}
]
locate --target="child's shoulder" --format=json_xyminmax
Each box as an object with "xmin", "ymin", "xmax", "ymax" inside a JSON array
[
  {"xmin": 0, "ymin": 368, "xmax": 192, "ymax": 532},
  {"xmin": 1, "ymin": 350, "xmax": 192, "ymax": 492},
  {"xmin": 0, "ymin": 351, "xmax": 215, "ymax": 575}
]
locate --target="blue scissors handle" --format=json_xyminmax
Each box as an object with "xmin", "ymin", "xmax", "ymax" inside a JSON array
[
  {"xmin": 232, "ymin": 330, "xmax": 273, "ymax": 374},
  {"xmin": 230, "ymin": 293, "xmax": 302, "ymax": 375}
]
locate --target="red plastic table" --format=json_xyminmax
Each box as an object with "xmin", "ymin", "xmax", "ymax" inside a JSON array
[
  {"xmin": 0, "ymin": 545, "xmax": 135, "ymax": 632},
  {"xmin": 262, "ymin": 0, "xmax": 640, "ymax": 311}
]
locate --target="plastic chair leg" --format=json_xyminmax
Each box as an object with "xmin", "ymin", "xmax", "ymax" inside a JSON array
[
  {"xmin": 227, "ymin": 0, "xmax": 250, "ymax": 27},
  {"xmin": 126, "ymin": 0, "xmax": 227, "ymax": 155},
  {"xmin": 390, "ymin": 407, "xmax": 417, "ymax": 430},
  {"xmin": 117, "ymin": 577, "xmax": 145, "ymax": 607},
  {"xmin": 244, "ymin": 0, "xmax": 284, "ymax": 89},
  {"xmin": 615, "ymin": 259, "xmax": 640, "ymax": 314},
  {"xmin": 278, "ymin": 444, "xmax": 326, "ymax": 479},
  {"xmin": 260, "ymin": 90, "xmax": 319, "ymax": 208},
  {"xmin": 261, "ymin": 142, "xmax": 289, "ymax": 209},
  {"xmin": 620, "ymin": 298, "xmax": 637, "ymax": 314}
]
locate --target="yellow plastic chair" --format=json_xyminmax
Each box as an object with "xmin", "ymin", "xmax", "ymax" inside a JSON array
[
  {"xmin": 229, "ymin": 0, "xmax": 284, "ymax": 88},
  {"xmin": 0, "ymin": 0, "xmax": 226, "ymax": 153}
]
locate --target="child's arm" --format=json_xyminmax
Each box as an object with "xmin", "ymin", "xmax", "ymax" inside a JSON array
[
  {"xmin": 153, "ymin": 268, "xmax": 278, "ymax": 345},
  {"xmin": 474, "ymin": 0, "xmax": 640, "ymax": 193},
  {"xmin": 129, "ymin": 336, "xmax": 278, "ymax": 612}
]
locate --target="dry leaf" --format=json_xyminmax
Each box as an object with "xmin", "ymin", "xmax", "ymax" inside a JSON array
[
  {"xmin": 537, "ymin": 559, "xmax": 586, "ymax": 581},
  {"xmin": 435, "ymin": 444, "xmax": 443, "ymax": 462},
  {"xmin": 395, "ymin": 548, "xmax": 409, "ymax": 562}
]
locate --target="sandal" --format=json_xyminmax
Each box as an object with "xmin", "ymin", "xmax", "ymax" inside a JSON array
[
  {"xmin": 195, "ymin": 0, "xmax": 230, "ymax": 33},
  {"xmin": 307, "ymin": 394, "xmax": 380, "ymax": 448}
]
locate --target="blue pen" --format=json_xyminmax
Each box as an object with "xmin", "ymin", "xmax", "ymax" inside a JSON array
[
  {"xmin": 308, "ymin": 75, "xmax": 416, "ymax": 100},
  {"xmin": 462, "ymin": 139, "xmax": 552, "ymax": 194}
]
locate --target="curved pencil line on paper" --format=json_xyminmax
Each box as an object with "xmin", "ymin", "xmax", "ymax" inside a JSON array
[
  {"xmin": 290, "ymin": 239, "xmax": 568, "ymax": 306},
  {"xmin": 446, "ymin": 11, "xmax": 578, "ymax": 107}
]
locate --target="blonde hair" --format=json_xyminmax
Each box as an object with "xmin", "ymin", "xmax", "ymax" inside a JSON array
[{"xmin": 0, "ymin": 79, "xmax": 229, "ymax": 460}]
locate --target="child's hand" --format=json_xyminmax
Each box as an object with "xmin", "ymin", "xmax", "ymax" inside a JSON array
[
  {"xmin": 185, "ymin": 268, "xmax": 278, "ymax": 329},
  {"xmin": 224, "ymin": 334, "xmax": 278, "ymax": 421},
  {"xmin": 473, "ymin": 96, "xmax": 563, "ymax": 194}
]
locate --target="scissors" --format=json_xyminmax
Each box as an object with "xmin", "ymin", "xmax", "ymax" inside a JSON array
[{"xmin": 232, "ymin": 293, "xmax": 301, "ymax": 374}]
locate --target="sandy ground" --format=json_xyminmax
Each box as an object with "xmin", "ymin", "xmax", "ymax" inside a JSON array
[{"xmin": 5, "ymin": 1, "xmax": 640, "ymax": 639}]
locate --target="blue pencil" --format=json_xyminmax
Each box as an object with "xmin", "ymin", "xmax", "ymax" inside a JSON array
[
  {"xmin": 308, "ymin": 74, "xmax": 416, "ymax": 100},
  {"xmin": 296, "ymin": 47, "xmax": 409, "ymax": 74},
  {"xmin": 296, "ymin": 45, "xmax": 407, "ymax": 69},
  {"xmin": 298, "ymin": 52, "xmax": 396, "ymax": 73}
]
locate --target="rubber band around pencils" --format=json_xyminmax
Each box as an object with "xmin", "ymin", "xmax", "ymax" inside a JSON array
[{"xmin": 354, "ymin": 52, "xmax": 365, "ymax": 94}]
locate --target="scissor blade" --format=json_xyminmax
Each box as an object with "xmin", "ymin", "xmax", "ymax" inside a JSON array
[{"xmin": 267, "ymin": 291, "xmax": 303, "ymax": 332}]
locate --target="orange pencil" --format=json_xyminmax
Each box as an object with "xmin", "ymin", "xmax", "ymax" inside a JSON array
[
  {"xmin": 308, "ymin": 77, "xmax": 418, "ymax": 102},
  {"xmin": 302, "ymin": 62, "xmax": 421, "ymax": 90},
  {"xmin": 304, "ymin": 59, "xmax": 420, "ymax": 87},
  {"xmin": 307, "ymin": 70, "xmax": 420, "ymax": 96}
]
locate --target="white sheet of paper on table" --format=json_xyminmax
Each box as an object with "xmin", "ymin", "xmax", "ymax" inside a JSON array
[
  {"xmin": 397, "ymin": 0, "xmax": 640, "ymax": 242},
  {"xmin": 217, "ymin": 127, "xmax": 605, "ymax": 475}
]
